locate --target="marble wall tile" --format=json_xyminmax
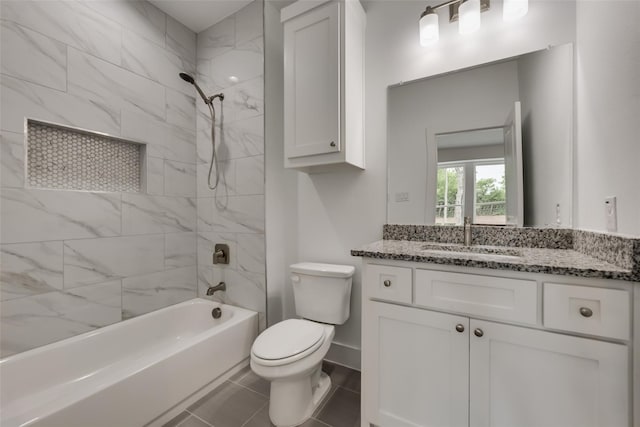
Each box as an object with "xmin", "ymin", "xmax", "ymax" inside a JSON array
[
  {"xmin": 166, "ymin": 16, "xmax": 197, "ymax": 64},
  {"xmin": 236, "ymin": 1, "xmax": 264, "ymax": 46},
  {"xmin": 208, "ymin": 38, "xmax": 264, "ymax": 90},
  {"xmin": 65, "ymin": 280, "xmax": 122, "ymax": 325},
  {"xmin": 1, "ymin": 242, "xmax": 64, "ymax": 301},
  {"xmin": 165, "ymin": 232, "xmax": 197, "ymax": 269},
  {"xmin": 122, "ymin": 267, "xmax": 197, "ymax": 319},
  {"xmin": 198, "ymin": 267, "xmax": 265, "ymax": 314},
  {"xmin": 195, "ymin": 59, "xmax": 218, "ymax": 95},
  {"xmin": 0, "ymin": 280, "xmax": 121, "ymax": 357},
  {"xmin": 122, "ymin": 193, "xmax": 196, "ymax": 235},
  {"xmin": 197, "ymin": 232, "xmax": 238, "ymax": 269},
  {"xmin": 1, "ymin": 75, "xmax": 120, "ymax": 135},
  {"xmin": 210, "ymin": 195, "xmax": 265, "ymax": 234},
  {"xmin": 197, "ymin": 197, "xmax": 215, "ymax": 232},
  {"xmin": 235, "ymin": 155, "xmax": 264, "ymax": 195},
  {"xmin": 1, "ymin": 188, "xmax": 121, "ymax": 243},
  {"xmin": 196, "ymin": 112, "xmax": 215, "ymax": 164},
  {"xmin": 165, "ymin": 160, "xmax": 197, "ymax": 197},
  {"xmin": 166, "ymin": 89, "xmax": 197, "ymax": 130},
  {"xmin": 0, "ymin": 0, "xmax": 122, "ymax": 65},
  {"xmin": 194, "ymin": 3, "xmax": 265, "ymax": 324},
  {"xmin": 68, "ymin": 48, "xmax": 166, "ymax": 121},
  {"xmin": 232, "ymin": 77, "xmax": 264, "ymax": 122},
  {"xmin": 122, "ymin": 29, "xmax": 196, "ymax": 97},
  {"xmin": 165, "ymin": 123, "xmax": 197, "ymax": 163},
  {"xmin": 121, "ymin": 110, "xmax": 166, "ymax": 158},
  {"xmin": 220, "ymin": 115, "xmax": 264, "ymax": 160},
  {"xmin": 237, "ymin": 234, "xmax": 266, "ymax": 275},
  {"xmin": 0, "ymin": 132, "xmax": 25, "ymax": 188},
  {"xmin": 197, "ymin": 160, "xmax": 236, "ymax": 198},
  {"xmin": 0, "ymin": 0, "xmax": 199, "ymax": 356},
  {"xmin": 145, "ymin": 156, "xmax": 165, "ymax": 196},
  {"xmin": 63, "ymin": 235, "xmax": 165, "ymax": 288},
  {"xmin": 197, "ymin": 16, "xmax": 235, "ymax": 60},
  {"xmin": 83, "ymin": 0, "xmax": 166, "ymax": 48},
  {"xmin": 0, "ymin": 20, "xmax": 67, "ymax": 91}
]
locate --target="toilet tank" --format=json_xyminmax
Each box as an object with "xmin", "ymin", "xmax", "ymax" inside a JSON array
[{"xmin": 290, "ymin": 262, "xmax": 355, "ymax": 325}]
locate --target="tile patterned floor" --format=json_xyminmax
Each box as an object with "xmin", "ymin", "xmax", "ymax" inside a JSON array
[{"xmin": 163, "ymin": 361, "xmax": 361, "ymax": 427}]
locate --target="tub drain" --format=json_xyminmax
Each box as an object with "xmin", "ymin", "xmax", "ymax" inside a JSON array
[{"xmin": 211, "ymin": 307, "xmax": 222, "ymax": 319}]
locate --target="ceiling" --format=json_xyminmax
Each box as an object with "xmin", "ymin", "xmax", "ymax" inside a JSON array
[{"xmin": 149, "ymin": 0, "xmax": 253, "ymax": 33}]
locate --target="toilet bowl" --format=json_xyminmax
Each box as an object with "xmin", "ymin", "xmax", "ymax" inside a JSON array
[
  {"xmin": 250, "ymin": 319, "xmax": 335, "ymax": 427},
  {"xmin": 250, "ymin": 262, "xmax": 355, "ymax": 427}
]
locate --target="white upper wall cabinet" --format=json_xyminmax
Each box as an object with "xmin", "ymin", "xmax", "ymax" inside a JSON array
[{"xmin": 281, "ymin": 0, "xmax": 365, "ymax": 173}]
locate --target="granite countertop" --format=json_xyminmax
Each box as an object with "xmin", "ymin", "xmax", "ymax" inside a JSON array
[{"xmin": 351, "ymin": 239, "xmax": 638, "ymax": 282}]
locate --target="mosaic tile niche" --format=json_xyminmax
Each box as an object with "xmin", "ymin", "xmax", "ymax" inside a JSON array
[{"xmin": 27, "ymin": 120, "xmax": 143, "ymax": 192}]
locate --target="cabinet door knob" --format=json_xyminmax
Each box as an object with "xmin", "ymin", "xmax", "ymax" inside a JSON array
[
  {"xmin": 383, "ymin": 280, "xmax": 391, "ymax": 287},
  {"xmin": 330, "ymin": 141, "xmax": 336, "ymax": 147},
  {"xmin": 455, "ymin": 324, "xmax": 465, "ymax": 333},
  {"xmin": 474, "ymin": 328, "xmax": 484, "ymax": 338},
  {"xmin": 579, "ymin": 307, "xmax": 593, "ymax": 318}
]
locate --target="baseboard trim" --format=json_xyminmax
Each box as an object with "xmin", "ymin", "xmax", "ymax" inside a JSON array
[{"xmin": 325, "ymin": 341, "xmax": 361, "ymax": 370}]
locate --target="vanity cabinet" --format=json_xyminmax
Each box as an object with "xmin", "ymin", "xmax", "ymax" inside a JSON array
[
  {"xmin": 281, "ymin": 0, "xmax": 365, "ymax": 173},
  {"xmin": 361, "ymin": 262, "xmax": 632, "ymax": 427}
]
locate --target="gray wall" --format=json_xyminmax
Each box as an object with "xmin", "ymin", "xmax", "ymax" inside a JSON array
[
  {"xmin": 518, "ymin": 44, "xmax": 573, "ymax": 227},
  {"xmin": 0, "ymin": 0, "xmax": 199, "ymax": 357}
]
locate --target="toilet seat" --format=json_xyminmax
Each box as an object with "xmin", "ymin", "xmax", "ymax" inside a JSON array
[{"xmin": 252, "ymin": 319, "xmax": 325, "ymax": 367}]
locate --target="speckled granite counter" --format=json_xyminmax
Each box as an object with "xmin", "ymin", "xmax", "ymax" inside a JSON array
[{"xmin": 352, "ymin": 228, "xmax": 640, "ymax": 282}]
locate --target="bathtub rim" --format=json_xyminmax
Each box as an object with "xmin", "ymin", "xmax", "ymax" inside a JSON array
[
  {"xmin": 0, "ymin": 298, "xmax": 254, "ymax": 365},
  {"xmin": 0, "ymin": 298, "xmax": 258, "ymax": 426}
]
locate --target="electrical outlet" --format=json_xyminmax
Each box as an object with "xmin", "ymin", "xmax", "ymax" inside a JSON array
[
  {"xmin": 605, "ymin": 196, "xmax": 617, "ymax": 233},
  {"xmin": 395, "ymin": 192, "xmax": 409, "ymax": 202}
]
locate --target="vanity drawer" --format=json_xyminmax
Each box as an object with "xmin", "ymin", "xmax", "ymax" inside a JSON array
[
  {"xmin": 543, "ymin": 283, "xmax": 630, "ymax": 340},
  {"xmin": 414, "ymin": 270, "xmax": 537, "ymax": 325},
  {"xmin": 365, "ymin": 264, "xmax": 412, "ymax": 304}
]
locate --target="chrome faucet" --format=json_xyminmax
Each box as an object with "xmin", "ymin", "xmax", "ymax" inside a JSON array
[
  {"xmin": 463, "ymin": 217, "xmax": 472, "ymax": 246},
  {"xmin": 206, "ymin": 281, "xmax": 226, "ymax": 296}
]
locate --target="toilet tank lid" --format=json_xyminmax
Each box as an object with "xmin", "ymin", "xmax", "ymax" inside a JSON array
[{"xmin": 290, "ymin": 262, "xmax": 355, "ymax": 278}]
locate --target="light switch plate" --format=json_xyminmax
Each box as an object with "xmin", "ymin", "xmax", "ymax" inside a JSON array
[{"xmin": 605, "ymin": 196, "xmax": 617, "ymax": 233}]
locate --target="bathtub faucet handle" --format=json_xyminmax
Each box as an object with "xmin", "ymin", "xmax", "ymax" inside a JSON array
[{"xmin": 206, "ymin": 281, "xmax": 227, "ymax": 296}]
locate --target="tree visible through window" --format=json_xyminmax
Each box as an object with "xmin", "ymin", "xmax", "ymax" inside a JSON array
[
  {"xmin": 474, "ymin": 163, "xmax": 506, "ymax": 225},
  {"xmin": 436, "ymin": 160, "xmax": 506, "ymax": 225},
  {"xmin": 436, "ymin": 166, "xmax": 464, "ymax": 225}
]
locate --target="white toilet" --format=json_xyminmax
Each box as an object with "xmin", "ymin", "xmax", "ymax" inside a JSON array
[{"xmin": 250, "ymin": 262, "xmax": 355, "ymax": 427}]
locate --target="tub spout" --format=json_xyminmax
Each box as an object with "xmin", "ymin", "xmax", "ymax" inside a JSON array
[{"xmin": 207, "ymin": 281, "xmax": 226, "ymax": 296}]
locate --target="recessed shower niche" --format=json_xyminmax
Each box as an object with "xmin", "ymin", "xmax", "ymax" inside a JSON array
[{"xmin": 26, "ymin": 119, "xmax": 145, "ymax": 193}]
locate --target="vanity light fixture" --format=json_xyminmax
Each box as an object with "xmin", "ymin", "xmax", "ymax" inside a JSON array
[{"xmin": 419, "ymin": 0, "xmax": 528, "ymax": 46}]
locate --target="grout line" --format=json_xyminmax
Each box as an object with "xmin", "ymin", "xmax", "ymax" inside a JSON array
[
  {"xmin": 314, "ymin": 385, "xmax": 338, "ymax": 418},
  {"xmin": 227, "ymin": 366, "xmax": 251, "ymax": 384},
  {"xmin": 309, "ymin": 417, "xmax": 333, "ymax": 427},
  {"xmin": 230, "ymin": 380, "xmax": 269, "ymax": 399},
  {"xmin": 188, "ymin": 412, "xmax": 215, "ymax": 427},
  {"xmin": 335, "ymin": 385, "xmax": 360, "ymax": 396},
  {"xmin": 239, "ymin": 401, "xmax": 269, "ymax": 427}
]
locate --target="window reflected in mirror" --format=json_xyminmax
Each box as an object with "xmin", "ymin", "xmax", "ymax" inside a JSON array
[{"xmin": 436, "ymin": 161, "xmax": 506, "ymax": 226}]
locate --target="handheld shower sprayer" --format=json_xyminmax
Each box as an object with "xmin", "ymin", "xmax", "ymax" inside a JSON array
[
  {"xmin": 179, "ymin": 72, "xmax": 224, "ymax": 190},
  {"xmin": 179, "ymin": 72, "xmax": 224, "ymax": 105}
]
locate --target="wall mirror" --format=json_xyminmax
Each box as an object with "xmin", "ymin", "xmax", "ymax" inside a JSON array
[{"xmin": 387, "ymin": 43, "xmax": 573, "ymax": 227}]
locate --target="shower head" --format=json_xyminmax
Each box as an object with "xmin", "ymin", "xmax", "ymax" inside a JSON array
[
  {"xmin": 179, "ymin": 72, "xmax": 210, "ymax": 105},
  {"xmin": 179, "ymin": 72, "xmax": 195, "ymax": 84}
]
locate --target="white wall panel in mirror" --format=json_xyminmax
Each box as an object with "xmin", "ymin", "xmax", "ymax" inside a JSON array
[{"xmin": 387, "ymin": 43, "xmax": 573, "ymax": 227}]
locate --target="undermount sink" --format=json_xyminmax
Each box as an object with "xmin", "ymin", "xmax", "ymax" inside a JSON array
[{"xmin": 420, "ymin": 243, "xmax": 523, "ymax": 259}]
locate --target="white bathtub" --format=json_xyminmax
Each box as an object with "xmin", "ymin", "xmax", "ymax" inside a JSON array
[{"xmin": 0, "ymin": 298, "xmax": 258, "ymax": 427}]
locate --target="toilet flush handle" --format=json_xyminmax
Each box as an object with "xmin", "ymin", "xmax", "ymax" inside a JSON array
[{"xmin": 291, "ymin": 275, "xmax": 300, "ymax": 283}]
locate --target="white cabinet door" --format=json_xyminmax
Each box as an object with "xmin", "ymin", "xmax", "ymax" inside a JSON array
[
  {"xmin": 469, "ymin": 319, "xmax": 629, "ymax": 427},
  {"xmin": 283, "ymin": 1, "xmax": 340, "ymax": 159},
  {"xmin": 364, "ymin": 301, "xmax": 469, "ymax": 427}
]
